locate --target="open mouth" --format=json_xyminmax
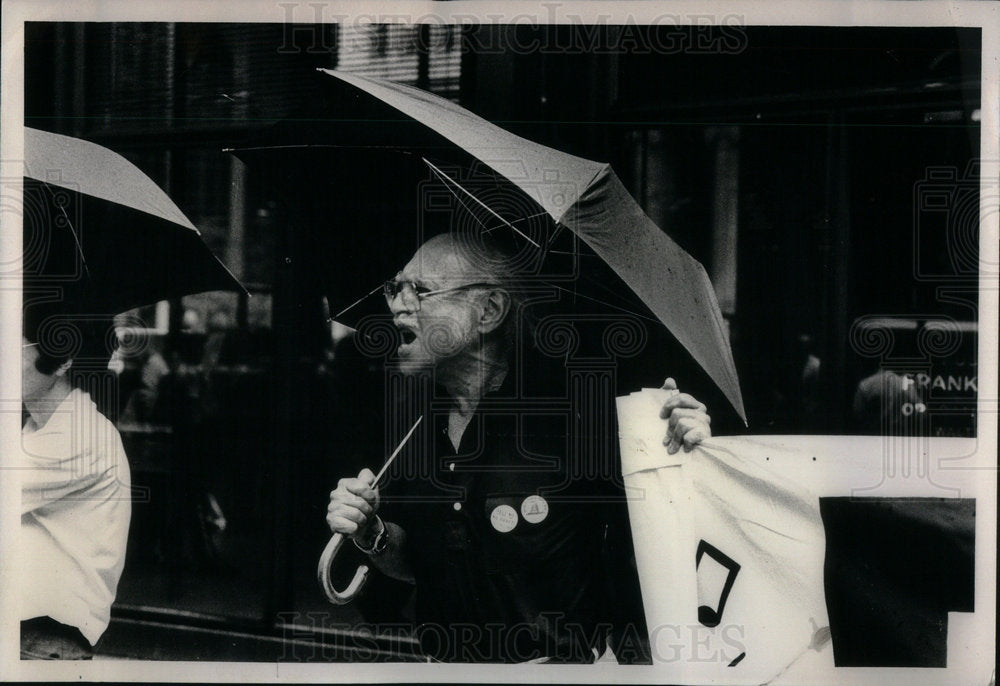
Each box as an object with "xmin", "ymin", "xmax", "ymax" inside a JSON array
[{"xmin": 395, "ymin": 322, "xmax": 418, "ymax": 350}]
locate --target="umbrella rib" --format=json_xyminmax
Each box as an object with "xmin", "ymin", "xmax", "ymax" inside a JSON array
[
  {"xmin": 579, "ymin": 271, "xmax": 658, "ymax": 311},
  {"xmin": 419, "ymin": 158, "xmax": 553, "ymax": 230},
  {"xmin": 40, "ymin": 182, "xmax": 91, "ymax": 280},
  {"xmin": 422, "ymin": 158, "xmax": 540, "ymax": 248},
  {"xmin": 421, "ymin": 159, "xmax": 553, "ymax": 235},
  {"xmin": 329, "ymin": 279, "xmax": 659, "ymax": 328},
  {"xmin": 545, "ymin": 282, "xmax": 662, "ymax": 325},
  {"xmin": 332, "ymin": 282, "xmax": 384, "ymax": 320},
  {"xmin": 533, "ymin": 222, "xmax": 570, "ymax": 275},
  {"xmin": 422, "ymin": 160, "xmax": 492, "ymax": 233},
  {"xmin": 224, "ymin": 144, "xmax": 419, "ymax": 153},
  {"xmin": 480, "ymin": 209, "xmax": 552, "ymax": 233},
  {"xmin": 547, "ymin": 223, "xmax": 566, "ymax": 246},
  {"xmin": 422, "ymin": 158, "xmax": 504, "ymax": 234}
]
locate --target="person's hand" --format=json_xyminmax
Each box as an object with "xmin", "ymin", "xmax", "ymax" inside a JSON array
[
  {"xmin": 659, "ymin": 377, "xmax": 712, "ymax": 454},
  {"xmin": 327, "ymin": 468, "xmax": 380, "ymax": 542}
]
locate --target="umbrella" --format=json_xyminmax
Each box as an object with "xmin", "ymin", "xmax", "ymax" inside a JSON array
[
  {"xmin": 231, "ymin": 71, "xmax": 745, "ymax": 422},
  {"xmin": 22, "ymin": 127, "xmax": 245, "ymax": 316}
]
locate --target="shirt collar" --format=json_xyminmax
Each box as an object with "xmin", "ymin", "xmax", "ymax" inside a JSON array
[{"xmin": 23, "ymin": 387, "xmax": 87, "ymax": 435}]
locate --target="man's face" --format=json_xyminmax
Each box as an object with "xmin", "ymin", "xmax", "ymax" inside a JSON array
[{"xmin": 388, "ymin": 238, "xmax": 485, "ymax": 375}]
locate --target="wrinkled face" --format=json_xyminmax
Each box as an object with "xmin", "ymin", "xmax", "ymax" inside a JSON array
[{"xmin": 388, "ymin": 238, "xmax": 487, "ymax": 375}]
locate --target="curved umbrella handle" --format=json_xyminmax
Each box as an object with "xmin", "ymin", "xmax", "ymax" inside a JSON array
[
  {"xmin": 316, "ymin": 416, "xmax": 423, "ymax": 605},
  {"xmin": 317, "ymin": 532, "xmax": 370, "ymax": 605}
]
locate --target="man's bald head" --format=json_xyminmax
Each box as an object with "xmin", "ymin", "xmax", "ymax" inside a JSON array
[{"xmin": 411, "ymin": 233, "xmax": 518, "ymax": 289}]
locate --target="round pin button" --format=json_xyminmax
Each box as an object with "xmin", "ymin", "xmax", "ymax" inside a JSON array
[
  {"xmin": 490, "ymin": 504, "xmax": 518, "ymax": 533},
  {"xmin": 453, "ymin": 502, "xmax": 462, "ymax": 511},
  {"xmin": 521, "ymin": 495, "xmax": 549, "ymax": 524}
]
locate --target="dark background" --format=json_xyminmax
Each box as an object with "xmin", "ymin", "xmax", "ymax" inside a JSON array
[{"xmin": 23, "ymin": 22, "xmax": 981, "ymax": 659}]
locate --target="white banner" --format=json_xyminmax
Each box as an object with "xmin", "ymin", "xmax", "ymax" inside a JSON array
[{"xmin": 617, "ymin": 388, "xmax": 995, "ymax": 685}]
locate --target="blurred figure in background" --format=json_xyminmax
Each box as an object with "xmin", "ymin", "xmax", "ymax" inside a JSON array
[
  {"xmin": 119, "ymin": 341, "xmax": 170, "ymax": 424},
  {"xmin": 852, "ymin": 369, "xmax": 925, "ymax": 435}
]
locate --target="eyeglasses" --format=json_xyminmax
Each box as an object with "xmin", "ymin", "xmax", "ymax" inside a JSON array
[
  {"xmin": 22, "ymin": 342, "xmax": 39, "ymax": 349},
  {"xmin": 383, "ymin": 280, "xmax": 499, "ymax": 310}
]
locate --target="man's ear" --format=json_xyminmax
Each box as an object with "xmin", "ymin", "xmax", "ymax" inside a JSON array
[
  {"xmin": 54, "ymin": 359, "xmax": 73, "ymax": 377},
  {"xmin": 478, "ymin": 289, "xmax": 511, "ymax": 335}
]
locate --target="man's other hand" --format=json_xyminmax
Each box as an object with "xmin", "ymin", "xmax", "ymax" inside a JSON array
[{"xmin": 659, "ymin": 377, "xmax": 712, "ymax": 454}]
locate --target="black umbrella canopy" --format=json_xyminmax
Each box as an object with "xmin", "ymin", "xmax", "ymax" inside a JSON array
[
  {"xmin": 23, "ymin": 128, "xmax": 245, "ymax": 316},
  {"xmin": 229, "ymin": 81, "xmax": 561, "ymax": 306},
  {"xmin": 230, "ymin": 71, "xmax": 745, "ymax": 422}
]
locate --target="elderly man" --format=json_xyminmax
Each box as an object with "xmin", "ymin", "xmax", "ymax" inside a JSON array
[{"xmin": 326, "ymin": 233, "xmax": 711, "ymax": 663}]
